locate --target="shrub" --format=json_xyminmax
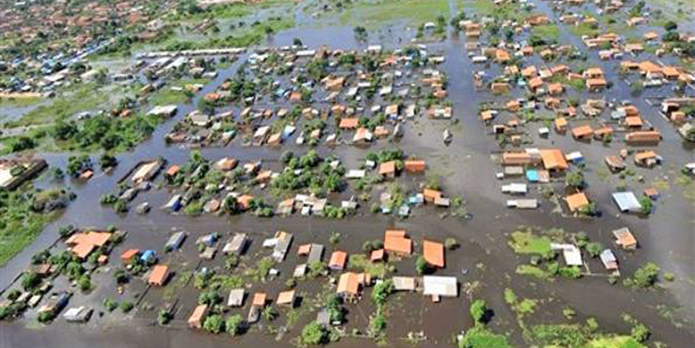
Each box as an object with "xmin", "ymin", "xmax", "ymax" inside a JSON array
[
  {"xmin": 226, "ymin": 314, "xmax": 244, "ymax": 336},
  {"xmin": 415, "ymin": 256, "xmax": 429, "ymax": 275},
  {"xmin": 633, "ymin": 262, "xmax": 660, "ymax": 288},
  {"xmin": 203, "ymin": 314, "xmax": 225, "ymax": 334},
  {"xmin": 103, "ymin": 298, "xmax": 118, "ymax": 312},
  {"xmin": 470, "ymin": 299, "xmax": 487, "ymax": 323},
  {"xmin": 301, "ymin": 321, "xmax": 328, "ymax": 345},
  {"xmin": 120, "ymin": 301, "xmax": 134, "ymax": 313}
]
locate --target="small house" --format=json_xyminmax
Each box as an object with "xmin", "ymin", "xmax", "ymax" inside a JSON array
[
  {"xmin": 613, "ymin": 227, "xmax": 637, "ymax": 250},
  {"xmin": 148, "ymin": 265, "xmax": 169, "ymax": 286},
  {"xmin": 187, "ymin": 305, "xmax": 207, "ymax": 329}
]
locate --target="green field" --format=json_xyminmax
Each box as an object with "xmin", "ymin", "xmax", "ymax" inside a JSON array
[{"xmin": 340, "ymin": 0, "xmax": 450, "ymax": 27}]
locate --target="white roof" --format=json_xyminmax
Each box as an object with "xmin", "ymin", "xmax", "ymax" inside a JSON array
[
  {"xmin": 422, "ymin": 276, "xmax": 457, "ymax": 297},
  {"xmin": 611, "ymin": 191, "xmax": 641, "ymax": 212}
]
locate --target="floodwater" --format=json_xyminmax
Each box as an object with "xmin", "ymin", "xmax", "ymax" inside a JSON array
[{"xmin": 1, "ymin": 0, "xmax": 694, "ymax": 347}]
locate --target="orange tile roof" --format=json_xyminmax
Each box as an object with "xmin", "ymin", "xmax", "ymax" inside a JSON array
[
  {"xmin": 540, "ymin": 149, "xmax": 569, "ymax": 170},
  {"xmin": 339, "ymin": 118, "xmax": 359, "ymax": 129},
  {"xmin": 404, "ymin": 160, "xmax": 426, "ymax": 173},
  {"xmin": 337, "ymin": 272, "xmax": 363, "ymax": 295},
  {"xmin": 276, "ymin": 290, "xmax": 295, "ymax": 305},
  {"xmin": 149, "ymin": 265, "xmax": 169, "ymax": 286},
  {"xmin": 571, "ymin": 125, "xmax": 593, "ymax": 138},
  {"xmin": 252, "ymin": 292, "xmax": 267, "ymax": 307},
  {"xmin": 329, "ymin": 251, "xmax": 348, "ymax": 269},
  {"xmin": 379, "ymin": 161, "xmax": 397, "ymax": 176},
  {"xmin": 565, "ymin": 192, "xmax": 590, "ymax": 212},
  {"xmin": 120, "ymin": 249, "xmax": 140, "ymax": 262},
  {"xmin": 423, "ymin": 240, "xmax": 445, "ymax": 268},
  {"xmin": 384, "ymin": 230, "xmax": 412, "ymax": 255}
]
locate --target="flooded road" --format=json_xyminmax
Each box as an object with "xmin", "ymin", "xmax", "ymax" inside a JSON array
[{"xmin": 1, "ymin": 0, "xmax": 694, "ymax": 347}]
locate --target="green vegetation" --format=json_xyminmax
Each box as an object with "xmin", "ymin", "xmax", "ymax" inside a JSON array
[
  {"xmin": 532, "ymin": 25, "xmax": 561, "ymax": 42},
  {"xmin": 347, "ymin": 254, "xmax": 391, "ymax": 278},
  {"xmin": 470, "ymin": 299, "xmax": 487, "ymax": 323},
  {"xmin": 203, "ymin": 314, "xmax": 225, "ymax": 334},
  {"xmin": 225, "ymin": 314, "xmax": 245, "ymax": 336},
  {"xmin": 300, "ymin": 321, "xmax": 329, "ymax": 345},
  {"xmin": 0, "ymin": 187, "xmax": 69, "ymax": 267},
  {"xmin": 340, "ymin": 0, "xmax": 450, "ymax": 28},
  {"xmin": 625, "ymin": 262, "xmax": 660, "ymax": 288},
  {"xmin": 163, "ymin": 17, "xmax": 294, "ymax": 50},
  {"xmin": 458, "ymin": 325, "xmax": 513, "ymax": 348},
  {"xmin": 508, "ymin": 229, "xmax": 553, "ymax": 258}
]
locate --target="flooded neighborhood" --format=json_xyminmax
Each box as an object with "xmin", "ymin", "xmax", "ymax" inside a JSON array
[{"xmin": 0, "ymin": 0, "xmax": 694, "ymax": 348}]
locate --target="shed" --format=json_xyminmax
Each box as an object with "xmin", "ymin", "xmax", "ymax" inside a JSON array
[{"xmin": 600, "ymin": 249, "xmax": 619, "ymax": 271}]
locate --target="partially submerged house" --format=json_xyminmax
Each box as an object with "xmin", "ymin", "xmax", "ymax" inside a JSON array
[
  {"xmin": 423, "ymin": 240, "xmax": 445, "ymax": 268},
  {"xmin": 613, "ymin": 227, "xmax": 637, "ymax": 250},
  {"xmin": 384, "ymin": 229, "xmax": 412, "ymax": 256},
  {"xmin": 148, "ymin": 265, "xmax": 169, "ymax": 286},
  {"xmin": 422, "ymin": 276, "xmax": 457, "ymax": 301}
]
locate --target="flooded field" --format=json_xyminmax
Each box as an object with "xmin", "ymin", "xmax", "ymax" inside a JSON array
[{"xmin": 1, "ymin": 0, "xmax": 694, "ymax": 347}]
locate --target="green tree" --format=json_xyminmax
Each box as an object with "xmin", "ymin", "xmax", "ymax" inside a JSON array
[
  {"xmin": 21, "ymin": 271, "xmax": 40, "ymax": 291},
  {"xmin": 639, "ymin": 195, "xmax": 652, "ymax": 215}
]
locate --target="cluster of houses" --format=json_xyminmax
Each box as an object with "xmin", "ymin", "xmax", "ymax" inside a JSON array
[{"xmin": 163, "ymin": 45, "xmax": 452, "ymax": 148}]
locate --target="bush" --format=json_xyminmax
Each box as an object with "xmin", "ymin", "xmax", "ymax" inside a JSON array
[
  {"xmin": 372, "ymin": 280, "xmax": 394, "ymax": 306},
  {"xmin": 415, "ymin": 255, "xmax": 429, "ymax": 275},
  {"xmin": 470, "ymin": 299, "xmax": 487, "ymax": 323},
  {"xmin": 21, "ymin": 271, "xmax": 41, "ymax": 291},
  {"xmin": 37, "ymin": 311, "xmax": 54, "ymax": 323},
  {"xmin": 157, "ymin": 309, "xmax": 172, "ymax": 325},
  {"xmin": 633, "ymin": 262, "xmax": 660, "ymax": 288},
  {"xmin": 301, "ymin": 321, "xmax": 328, "ymax": 345},
  {"xmin": 445, "ymin": 238, "xmax": 459, "ymax": 250},
  {"xmin": 204, "ymin": 314, "xmax": 225, "ymax": 334},
  {"xmin": 78, "ymin": 274, "xmax": 92, "ymax": 292},
  {"xmin": 226, "ymin": 314, "xmax": 244, "ymax": 336},
  {"xmin": 103, "ymin": 298, "xmax": 118, "ymax": 312},
  {"xmin": 120, "ymin": 301, "xmax": 134, "ymax": 313},
  {"xmin": 631, "ymin": 323, "xmax": 650, "ymax": 342}
]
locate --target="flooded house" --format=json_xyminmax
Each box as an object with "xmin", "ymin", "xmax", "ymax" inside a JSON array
[
  {"xmin": 384, "ymin": 229, "xmax": 412, "ymax": 256},
  {"xmin": 625, "ymin": 130, "xmax": 661, "ymax": 145},
  {"xmin": 272, "ymin": 231, "xmax": 293, "ymax": 261},
  {"xmin": 423, "ymin": 240, "xmax": 445, "ymax": 268},
  {"xmin": 165, "ymin": 231, "xmax": 186, "ymax": 251},
  {"xmin": 276, "ymin": 290, "xmax": 296, "ymax": 307},
  {"xmin": 0, "ymin": 158, "xmax": 48, "ymax": 190},
  {"xmin": 337, "ymin": 272, "xmax": 368, "ymax": 302},
  {"xmin": 422, "ymin": 276, "xmax": 457, "ymax": 302},
  {"xmin": 187, "ymin": 305, "xmax": 207, "ymax": 329},
  {"xmin": 148, "ymin": 265, "xmax": 169, "ymax": 286},
  {"xmin": 565, "ymin": 192, "xmax": 590, "ymax": 213},
  {"xmin": 65, "ymin": 231, "xmax": 112, "ymax": 260},
  {"xmin": 329, "ymin": 251, "xmax": 348, "ymax": 271},
  {"xmin": 612, "ymin": 192, "xmax": 642, "ymax": 213},
  {"xmin": 227, "ymin": 289, "xmax": 245, "ymax": 307},
  {"xmin": 223, "ymin": 233, "xmax": 249, "ymax": 255},
  {"xmin": 613, "ymin": 227, "xmax": 637, "ymax": 250}
]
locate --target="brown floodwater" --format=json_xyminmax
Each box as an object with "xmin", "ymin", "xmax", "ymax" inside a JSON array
[{"xmin": 1, "ymin": 0, "xmax": 694, "ymax": 347}]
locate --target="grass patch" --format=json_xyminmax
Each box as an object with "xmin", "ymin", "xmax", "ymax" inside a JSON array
[
  {"xmin": 4, "ymin": 83, "xmax": 110, "ymax": 128},
  {"xmin": 458, "ymin": 324, "xmax": 513, "ymax": 348},
  {"xmin": 532, "ymin": 25, "xmax": 561, "ymax": 41},
  {"xmin": 163, "ymin": 17, "xmax": 294, "ymax": 50},
  {"xmin": 516, "ymin": 264, "xmax": 552, "ymax": 280},
  {"xmin": 347, "ymin": 254, "xmax": 391, "ymax": 278},
  {"xmin": 0, "ymin": 96, "xmax": 44, "ymax": 107},
  {"xmin": 508, "ymin": 229, "xmax": 553, "ymax": 257},
  {"xmin": 582, "ymin": 336, "xmax": 647, "ymax": 348},
  {"xmin": 340, "ymin": 0, "xmax": 450, "ymax": 27},
  {"xmin": 0, "ymin": 187, "xmax": 63, "ymax": 266},
  {"xmin": 567, "ymin": 23, "xmax": 600, "ymax": 37}
]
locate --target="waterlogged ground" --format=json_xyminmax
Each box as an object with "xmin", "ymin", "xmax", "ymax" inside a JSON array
[{"xmin": 1, "ymin": 0, "xmax": 694, "ymax": 347}]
